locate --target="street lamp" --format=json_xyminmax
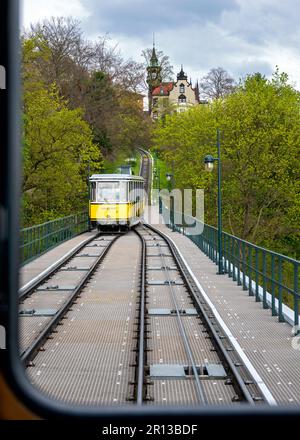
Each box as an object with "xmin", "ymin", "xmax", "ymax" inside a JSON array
[
  {"xmin": 204, "ymin": 129, "xmax": 224, "ymax": 274},
  {"xmin": 204, "ymin": 155, "xmax": 215, "ymax": 172},
  {"xmin": 166, "ymin": 172, "xmax": 172, "ymax": 183}
]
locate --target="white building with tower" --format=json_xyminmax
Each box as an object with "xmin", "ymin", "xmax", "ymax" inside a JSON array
[{"xmin": 146, "ymin": 46, "xmax": 200, "ymax": 119}]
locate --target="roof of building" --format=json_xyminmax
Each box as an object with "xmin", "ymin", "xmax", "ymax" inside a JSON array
[
  {"xmin": 152, "ymin": 82, "xmax": 174, "ymax": 96},
  {"xmin": 177, "ymin": 65, "xmax": 188, "ymax": 81}
]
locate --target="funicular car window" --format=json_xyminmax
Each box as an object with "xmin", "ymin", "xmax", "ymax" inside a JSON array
[
  {"xmin": 120, "ymin": 180, "xmax": 127, "ymax": 202},
  {"xmin": 90, "ymin": 182, "xmax": 96, "ymax": 202},
  {"xmin": 97, "ymin": 181, "xmax": 120, "ymax": 202}
]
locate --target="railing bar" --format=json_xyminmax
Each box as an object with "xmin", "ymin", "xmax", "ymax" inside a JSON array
[
  {"xmin": 20, "ymin": 211, "xmax": 89, "ymax": 265},
  {"xmin": 278, "ymin": 258, "xmax": 284, "ymax": 322},
  {"xmin": 271, "ymin": 254, "xmax": 277, "ymax": 316}
]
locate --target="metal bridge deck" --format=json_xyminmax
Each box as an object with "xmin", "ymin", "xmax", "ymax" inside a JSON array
[
  {"xmin": 153, "ymin": 220, "xmax": 300, "ymax": 405},
  {"xmin": 20, "ymin": 231, "xmax": 96, "ymax": 287},
  {"xmin": 24, "ymin": 232, "xmax": 140, "ymax": 405},
  {"xmin": 19, "ymin": 221, "xmax": 300, "ymax": 406}
]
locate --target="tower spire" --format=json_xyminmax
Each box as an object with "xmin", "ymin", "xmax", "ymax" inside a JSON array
[
  {"xmin": 146, "ymin": 37, "xmax": 162, "ymax": 114},
  {"xmin": 177, "ymin": 65, "xmax": 187, "ymax": 80},
  {"xmin": 150, "ymin": 35, "xmax": 159, "ymax": 67}
]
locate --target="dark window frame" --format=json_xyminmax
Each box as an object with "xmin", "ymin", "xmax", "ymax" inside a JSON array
[{"xmin": 178, "ymin": 94, "xmax": 186, "ymax": 103}]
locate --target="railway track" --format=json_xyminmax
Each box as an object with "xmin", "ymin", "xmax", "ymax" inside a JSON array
[
  {"xmin": 134, "ymin": 223, "xmax": 265, "ymax": 405},
  {"xmin": 138, "ymin": 147, "xmax": 152, "ymax": 203},
  {"xmin": 22, "ymin": 231, "xmax": 142, "ymax": 405},
  {"xmin": 19, "ymin": 233, "xmax": 120, "ymax": 363},
  {"xmin": 20, "ymin": 151, "xmax": 267, "ymax": 406},
  {"xmin": 21, "ymin": 223, "xmax": 266, "ymax": 406}
]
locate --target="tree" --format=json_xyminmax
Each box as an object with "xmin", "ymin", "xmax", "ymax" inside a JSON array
[
  {"xmin": 22, "ymin": 38, "xmax": 102, "ymax": 226},
  {"xmin": 22, "ymin": 84, "xmax": 102, "ymax": 226},
  {"xmin": 24, "ymin": 18, "xmax": 151, "ymax": 161},
  {"xmin": 200, "ymin": 67, "xmax": 235, "ymax": 100},
  {"xmin": 153, "ymin": 70, "xmax": 300, "ymax": 258}
]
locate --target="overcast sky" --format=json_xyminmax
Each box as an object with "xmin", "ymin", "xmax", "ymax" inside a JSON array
[{"xmin": 20, "ymin": 0, "xmax": 300, "ymax": 89}]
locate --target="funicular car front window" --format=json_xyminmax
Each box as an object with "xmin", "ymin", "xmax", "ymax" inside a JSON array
[{"xmin": 97, "ymin": 181, "xmax": 120, "ymax": 202}]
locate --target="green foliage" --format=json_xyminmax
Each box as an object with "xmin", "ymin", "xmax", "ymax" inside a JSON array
[
  {"xmin": 22, "ymin": 39, "xmax": 102, "ymax": 226},
  {"xmin": 21, "ymin": 24, "xmax": 153, "ymax": 227},
  {"xmin": 153, "ymin": 70, "xmax": 300, "ymax": 258}
]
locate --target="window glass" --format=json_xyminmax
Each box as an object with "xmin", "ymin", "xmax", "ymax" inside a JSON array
[
  {"xmin": 120, "ymin": 181, "xmax": 127, "ymax": 202},
  {"xmin": 97, "ymin": 181, "xmax": 120, "ymax": 202},
  {"xmin": 90, "ymin": 182, "xmax": 96, "ymax": 201}
]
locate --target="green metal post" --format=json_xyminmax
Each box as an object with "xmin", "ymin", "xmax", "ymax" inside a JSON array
[
  {"xmin": 158, "ymin": 166, "xmax": 162, "ymax": 214},
  {"xmin": 224, "ymin": 235, "xmax": 228, "ymax": 274},
  {"xmin": 227, "ymin": 235, "xmax": 233, "ymax": 278},
  {"xmin": 237, "ymin": 241, "xmax": 241, "ymax": 286},
  {"xmin": 262, "ymin": 250, "xmax": 268, "ymax": 309},
  {"xmin": 255, "ymin": 247, "xmax": 260, "ymax": 302},
  {"xmin": 216, "ymin": 128, "xmax": 223, "ymax": 274},
  {"xmin": 242, "ymin": 241, "xmax": 247, "ymax": 290},
  {"xmin": 271, "ymin": 254, "xmax": 277, "ymax": 316},
  {"xmin": 278, "ymin": 258, "xmax": 284, "ymax": 322},
  {"xmin": 248, "ymin": 245, "xmax": 254, "ymax": 296},
  {"xmin": 294, "ymin": 264, "xmax": 299, "ymax": 329},
  {"xmin": 232, "ymin": 239, "xmax": 237, "ymax": 282}
]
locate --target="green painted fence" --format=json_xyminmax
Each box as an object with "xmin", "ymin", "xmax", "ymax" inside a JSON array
[
  {"xmin": 20, "ymin": 211, "xmax": 89, "ymax": 265},
  {"xmin": 162, "ymin": 204, "xmax": 300, "ymax": 325}
]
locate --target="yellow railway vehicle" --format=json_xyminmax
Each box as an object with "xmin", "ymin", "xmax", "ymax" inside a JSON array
[{"xmin": 89, "ymin": 174, "xmax": 145, "ymax": 231}]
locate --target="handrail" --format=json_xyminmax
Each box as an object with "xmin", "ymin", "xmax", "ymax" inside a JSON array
[
  {"xmin": 161, "ymin": 204, "xmax": 300, "ymax": 326},
  {"xmin": 20, "ymin": 211, "xmax": 89, "ymax": 265}
]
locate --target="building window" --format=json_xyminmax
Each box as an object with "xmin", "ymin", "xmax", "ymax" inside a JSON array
[
  {"xmin": 178, "ymin": 94, "xmax": 186, "ymax": 103},
  {"xmin": 179, "ymin": 83, "xmax": 185, "ymax": 93}
]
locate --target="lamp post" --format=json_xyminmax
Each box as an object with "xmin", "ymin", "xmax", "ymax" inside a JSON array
[
  {"xmin": 156, "ymin": 166, "xmax": 162, "ymax": 213},
  {"xmin": 204, "ymin": 128, "xmax": 224, "ymax": 274},
  {"xmin": 166, "ymin": 171, "xmax": 174, "ymax": 231}
]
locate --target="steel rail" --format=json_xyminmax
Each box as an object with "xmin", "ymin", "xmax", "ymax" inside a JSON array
[
  {"xmin": 139, "ymin": 226, "xmax": 207, "ymax": 405},
  {"xmin": 143, "ymin": 223, "xmax": 256, "ymax": 405},
  {"xmin": 19, "ymin": 232, "xmax": 100, "ymax": 301},
  {"xmin": 134, "ymin": 229, "xmax": 147, "ymax": 405},
  {"xmin": 21, "ymin": 234, "xmax": 120, "ymax": 365}
]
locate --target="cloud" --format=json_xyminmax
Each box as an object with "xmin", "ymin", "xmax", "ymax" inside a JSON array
[
  {"xmin": 80, "ymin": 0, "xmax": 239, "ymax": 37},
  {"xmin": 20, "ymin": 0, "xmax": 91, "ymax": 30},
  {"xmin": 21, "ymin": 0, "xmax": 300, "ymax": 88}
]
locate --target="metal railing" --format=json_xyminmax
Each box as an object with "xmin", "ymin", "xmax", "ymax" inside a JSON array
[
  {"xmin": 20, "ymin": 211, "xmax": 89, "ymax": 265},
  {"xmin": 162, "ymin": 205, "xmax": 300, "ymax": 326}
]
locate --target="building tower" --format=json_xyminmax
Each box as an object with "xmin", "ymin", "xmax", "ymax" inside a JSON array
[{"xmin": 146, "ymin": 44, "xmax": 162, "ymax": 113}]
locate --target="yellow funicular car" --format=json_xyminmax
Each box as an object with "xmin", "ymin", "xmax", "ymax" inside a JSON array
[{"xmin": 89, "ymin": 174, "xmax": 145, "ymax": 231}]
